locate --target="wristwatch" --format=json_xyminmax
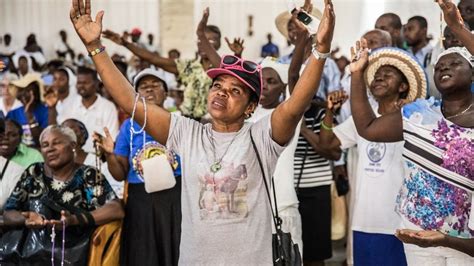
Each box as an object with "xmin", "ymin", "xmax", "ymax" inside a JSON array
[{"xmin": 311, "ymin": 43, "xmax": 330, "ymax": 60}]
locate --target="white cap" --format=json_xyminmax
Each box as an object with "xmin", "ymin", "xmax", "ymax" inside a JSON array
[{"xmin": 133, "ymin": 68, "xmax": 169, "ymax": 91}]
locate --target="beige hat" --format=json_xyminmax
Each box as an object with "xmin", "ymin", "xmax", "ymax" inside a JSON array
[
  {"xmin": 10, "ymin": 73, "xmax": 45, "ymax": 101},
  {"xmin": 275, "ymin": 9, "xmax": 323, "ymax": 40},
  {"xmin": 365, "ymin": 47, "xmax": 427, "ymax": 102}
]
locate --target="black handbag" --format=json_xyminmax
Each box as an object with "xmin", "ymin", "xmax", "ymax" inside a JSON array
[
  {"xmin": 0, "ymin": 179, "xmax": 95, "ymax": 265},
  {"xmin": 250, "ymin": 131, "xmax": 302, "ymax": 266}
]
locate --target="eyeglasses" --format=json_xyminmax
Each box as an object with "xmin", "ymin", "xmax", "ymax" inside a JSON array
[{"xmin": 221, "ymin": 55, "xmax": 261, "ymax": 74}]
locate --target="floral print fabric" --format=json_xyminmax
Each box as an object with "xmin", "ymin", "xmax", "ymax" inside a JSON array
[
  {"xmin": 176, "ymin": 58, "xmax": 212, "ymax": 119},
  {"xmin": 5, "ymin": 163, "xmax": 117, "ymax": 212},
  {"xmin": 398, "ymin": 98, "xmax": 474, "ymax": 238}
]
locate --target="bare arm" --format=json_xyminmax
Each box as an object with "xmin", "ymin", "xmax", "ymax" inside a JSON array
[
  {"xmin": 438, "ymin": 0, "xmax": 474, "ymax": 54},
  {"xmin": 3, "ymin": 210, "xmax": 26, "ymax": 227},
  {"xmin": 288, "ymin": 23, "xmax": 310, "ymax": 94},
  {"xmin": 300, "ymin": 122, "xmax": 341, "ymax": 160},
  {"xmin": 90, "ymin": 199, "xmax": 124, "ymax": 225},
  {"xmin": 196, "ymin": 8, "xmax": 222, "ymax": 68},
  {"xmin": 272, "ymin": 0, "xmax": 335, "ymax": 146},
  {"xmin": 349, "ymin": 39, "xmax": 403, "ymax": 142},
  {"xmin": 102, "ymin": 29, "xmax": 178, "ymax": 74},
  {"xmin": 70, "ymin": 0, "xmax": 170, "ymax": 145}
]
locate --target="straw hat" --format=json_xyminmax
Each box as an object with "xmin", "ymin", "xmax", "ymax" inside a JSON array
[
  {"xmin": 275, "ymin": 9, "xmax": 323, "ymax": 40},
  {"xmin": 365, "ymin": 47, "xmax": 427, "ymax": 102},
  {"xmin": 10, "ymin": 73, "xmax": 45, "ymax": 101}
]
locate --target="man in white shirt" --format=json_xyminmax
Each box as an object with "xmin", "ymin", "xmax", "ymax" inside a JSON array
[
  {"xmin": 404, "ymin": 16, "xmax": 433, "ymax": 66},
  {"xmin": 67, "ymin": 67, "xmax": 118, "ymax": 153}
]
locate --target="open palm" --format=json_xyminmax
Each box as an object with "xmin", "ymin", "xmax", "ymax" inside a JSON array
[
  {"xmin": 315, "ymin": 0, "xmax": 335, "ymax": 51},
  {"xmin": 70, "ymin": 0, "xmax": 104, "ymax": 47}
]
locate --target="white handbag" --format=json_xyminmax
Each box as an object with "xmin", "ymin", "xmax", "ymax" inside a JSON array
[
  {"xmin": 130, "ymin": 95, "xmax": 176, "ymax": 193},
  {"xmin": 141, "ymin": 154, "xmax": 176, "ymax": 193}
]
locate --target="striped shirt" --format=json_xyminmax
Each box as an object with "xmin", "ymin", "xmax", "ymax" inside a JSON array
[
  {"xmin": 294, "ymin": 105, "xmax": 333, "ymax": 188},
  {"xmin": 397, "ymin": 98, "xmax": 473, "ymax": 238}
]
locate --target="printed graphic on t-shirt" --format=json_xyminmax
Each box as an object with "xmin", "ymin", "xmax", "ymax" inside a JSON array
[
  {"xmin": 132, "ymin": 141, "xmax": 179, "ymax": 179},
  {"xmin": 364, "ymin": 142, "xmax": 391, "ymax": 178},
  {"xmin": 198, "ymin": 161, "xmax": 249, "ymax": 220}
]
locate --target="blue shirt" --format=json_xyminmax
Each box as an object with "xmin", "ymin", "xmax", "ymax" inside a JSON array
[
  {"xmin": 261, "ymin": 43, "xmax": 279, "ymax": 58},
  {"xmin": 278, "ymin": 52, "xmax": 341, "ymax": 100},
  {"xmin": 114, "ymin": 118, "xmax": 181, "ymax": 184},
  {"xmin": 7, "ymin": 104, "xmax": 49, "ymax": 146}
]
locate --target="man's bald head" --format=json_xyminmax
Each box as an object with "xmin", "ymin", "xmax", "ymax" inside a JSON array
[
  {"xmin": 363, "ymin": 29, "xmax": 392, "ymax": 49},
  {"xmin": 375, "ymin": 13, "xmax": 403, "ymax": 48}
]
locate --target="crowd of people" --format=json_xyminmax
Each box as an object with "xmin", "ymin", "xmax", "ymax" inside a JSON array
[{"xmin": 0, "ymin": 0, "xmax": 472, "ymax": 265}]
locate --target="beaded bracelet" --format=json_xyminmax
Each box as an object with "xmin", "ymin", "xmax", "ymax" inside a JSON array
[
  {"xmin": 321, "ymin": 120, "xmax": 334, "ymax": 131},
  {"xmin": 88, "ymin": 46, "xmax": 106, "ymax": 57}
]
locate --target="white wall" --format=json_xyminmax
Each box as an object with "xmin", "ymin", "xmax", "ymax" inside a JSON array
[
  {"xmin": 195, "ymin": 0, "xmax": 447, "ymax": 61},
  {"xmin": 0, "ymin": 0, "xmax": 452, "ymax": 62},
  {"xmin": 0, "ymin": 0, "xmax": 160, "ymax": 59}
]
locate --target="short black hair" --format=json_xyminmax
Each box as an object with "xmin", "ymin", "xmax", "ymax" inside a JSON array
[
  {"xmin": 77, "ymin": 66, "xmax": 98, "ymax": 81},
  {"xmin": 379, "ymin": 13, "xmax": 402, "ymax": 30},
  {"xmin": 408, "ymin": 16, "xmax": 428, "ymax": 29},
  {"xmin": 205, "ymin": 25, "xmax": 221, "ymax": 39},
  {"xmin": 5, "ymin": 118, "xmax": 23, "ymax": 137}
]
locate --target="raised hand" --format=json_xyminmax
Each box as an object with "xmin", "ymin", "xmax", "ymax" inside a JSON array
[
  {"xmin": 24, "ymin": 90, "xmax": 36, "ymax": 114},
  {"xmin": 196, "ymin": 7, "xmax": 210, "ymax": 37},
  {"xmin": 327, "ymin": 90, "xmax": 348, "ymax": 112},
  {"xmin": 315, "ymin": 0, "xmax": 335, "ymax": 53},
  {"xmin": 0, "ymin": 60, "xmax": 5, "ymax": 71},
  {"xmin": 349, "ymin": 38, "xmax": 369, "ymax": 73},
  {"xmin": 44, "ymin": 86, "xmax": 59, "ymax": 108},
  {"xmin": 437, "ymin": 0, "xmax": 464, "ymax": 29},
  {"xmin": 225, "ymin": 37, "xmax": 245, "ymax": 56},
  {"xmin": 102, "ymin": 29, "xmax": 125, "ymax": 46},
  {"xmin": 70, "ymin": 0, "xmax": 104, "ymax": 48},
  {"xmin": 93, "ymin": 127, "xmax": 114, "ymax": 155}
]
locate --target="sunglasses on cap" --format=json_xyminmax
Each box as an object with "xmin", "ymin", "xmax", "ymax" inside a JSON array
[{"xmin": 221, "ymin": 55, "xmax": 261, "ymax": 74}]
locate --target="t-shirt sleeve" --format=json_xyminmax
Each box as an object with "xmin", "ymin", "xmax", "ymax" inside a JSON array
[
  {"xmin": 333, "ymin": 116, "xmax": 358, "ymax": 150},
  {"xmin": 114, "ymin": 119, "xmax": 131, "ymax": 157},
  {"xmin": 250, "ymin": 114, "xmax": 287, "ymax": 162},
  {"xmin": 166, "ymin": 115, "xmax": 201, "ymax": 155}
]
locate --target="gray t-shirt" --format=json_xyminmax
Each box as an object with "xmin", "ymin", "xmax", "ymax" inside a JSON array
[{"xmin": 167, "ymin": 114, "xmax": 285, "ymax": 265}]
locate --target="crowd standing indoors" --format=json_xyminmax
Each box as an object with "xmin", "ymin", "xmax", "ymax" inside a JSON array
[{"xmin": 0, "ymin": 0, "xmax": 471, "ymax": 265}]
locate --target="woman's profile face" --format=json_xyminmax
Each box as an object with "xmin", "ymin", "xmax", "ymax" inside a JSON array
[
  {"xmin": 40, "ymin": 130, "xmax": 75, "ymax": 169},
  {"xmin": 434, "ymin": 53, "xmax": 472, "ymax": 95}
]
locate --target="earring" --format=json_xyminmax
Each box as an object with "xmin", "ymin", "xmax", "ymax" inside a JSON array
[
  {"xmin": 279, "ymin": 93, "xmax": 285, "ymax": 102},
  {"xmin": 72, "ymin": 148, "xmax": 76, "ymax": 153}
]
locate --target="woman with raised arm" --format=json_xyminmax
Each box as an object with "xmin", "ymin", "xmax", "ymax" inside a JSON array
[
  {"xmin": 69, "ymin": 0, "xmax": 334, "ymax": 263},
  {"xmin": 102, "ymin": 8, "xmax": 243, "ymax": 119},
  {"xmin": 318, "ymin": 47, "xmax": 428, "ymax": 266},
  {"xmin": 348, "ymin": 2, "xmax": 473, "ymax": 263}
]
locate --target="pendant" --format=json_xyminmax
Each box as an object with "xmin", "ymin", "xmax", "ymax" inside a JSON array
[{"xmin": 210, "ymin": 162, "xmax": 222, "ymax": 173}]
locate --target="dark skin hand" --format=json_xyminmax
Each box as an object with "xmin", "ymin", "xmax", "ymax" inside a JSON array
[
  {"xmin": 438, "ymin": 0, "xmax": 474, "ymax": 53},
  {"xmin": 102, "ymin": 29, "xmax": 178, "ymax": 74},
  {"xmin": 396, "ymin": 229, "xmax": 474, "ymax": 257},
  {"xmin": 313, "ymin": 89, "xmax": 348, "ymax": 160}
]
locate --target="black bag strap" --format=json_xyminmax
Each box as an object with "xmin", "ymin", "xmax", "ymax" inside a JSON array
[
  {"xmin": 0, "ymin": 158, "xmax": 11, "ymax": 180},
  {"xmin": 249, "ymin": 130, "xmax": 281, "ymax": 230}
]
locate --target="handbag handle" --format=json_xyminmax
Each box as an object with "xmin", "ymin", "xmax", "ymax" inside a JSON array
[{"xmin": 249, "ymin": 130, "xmax": 281, "ymax": 230}]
